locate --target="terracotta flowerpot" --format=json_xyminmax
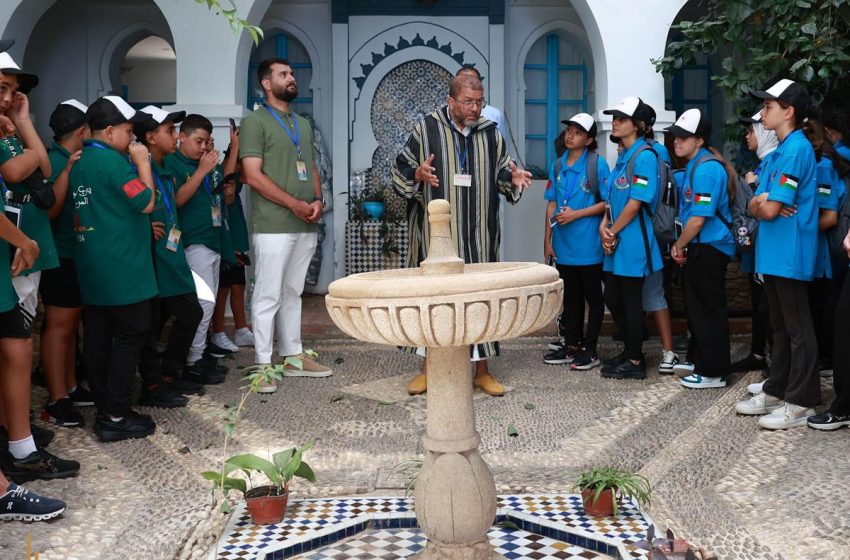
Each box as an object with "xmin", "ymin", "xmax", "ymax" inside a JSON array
[
  {"xmin": 245, "ymin": 486, "xmax": 289, "ymax": 525},
  {"xmin": 581, "ymin": 488, "xmax": 616, "ymax": 517}
]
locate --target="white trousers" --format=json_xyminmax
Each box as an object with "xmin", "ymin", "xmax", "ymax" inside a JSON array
[
  {"xmin": 12, "ymin": 270, "xmax": 41, "ymax": 329},
  {"xmin": 252, "ymin": 232, "xmax": 317, "ymax": 364},
  {"xmin": 184, "ymin": 244, "xmax": 221, "ymax": 364}
]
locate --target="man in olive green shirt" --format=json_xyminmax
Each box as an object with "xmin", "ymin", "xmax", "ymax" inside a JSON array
[{"xmin": 240, "ymin": 57, "xmax": 331, "ymax": 387}]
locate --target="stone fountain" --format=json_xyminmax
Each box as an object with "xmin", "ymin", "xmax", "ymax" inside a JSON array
[{"xmin": 325, "ymin": 200, "xmax": 563, "ymax": 559}]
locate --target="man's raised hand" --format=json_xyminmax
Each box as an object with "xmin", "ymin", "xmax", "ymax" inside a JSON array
[
  {"xmin": 415, "ymin": 154, "xmax": 439, "ymax": 188},
  {"xmin": 510, "ymin": 161, "xmax": 532, "ymax": 192}
]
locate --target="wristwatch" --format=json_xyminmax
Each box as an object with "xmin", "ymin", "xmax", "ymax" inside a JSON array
[{"xmin": 313, "ymin": 195, "xmax": 325, "ymax": 208}]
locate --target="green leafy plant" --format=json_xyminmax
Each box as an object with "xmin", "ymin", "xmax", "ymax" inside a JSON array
[
  {"xmin": 390, "ymin": 459, "xmax": 422, "ymax": 497},
  {"xmin": 571, "ymin": 466, "xmax": 651, "ymax": 515},
  {"xmin": 205, "ymin": 441, "xmax": 316, "ymax": 499},
  {"xmin": 194, "ymin": 0, "xmax": 264, "ymax": 45}
]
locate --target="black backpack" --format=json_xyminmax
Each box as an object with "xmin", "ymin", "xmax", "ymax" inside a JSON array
[
  {"xmin": 687, "ymin": 152, "xmax": 758, "ymax": 253},
  {"xmin": 552, "ymin": 151, "xmax": 602, "ymax": 202}
]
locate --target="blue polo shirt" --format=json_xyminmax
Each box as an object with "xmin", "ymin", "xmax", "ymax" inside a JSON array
[
  {"xmin": 545, "ymin": 149, "xmax": 610, "ymax": 265},
  {"xmin": 680, "ymin": 149, "xmax": 735, "ymax": 258},
  {"xmin": 601, "ymin": 138, "xmax": 663, "ymax": 277},
  {"xmin": 813, "ymin": 156, "xmax": 846, "ymax": 279},
  {"xmin": 754, "ymin": 129, "xmax": 818, "ymax": 281},
  {"xmin": 648, "ymin": 139, "xmax": 672, "ymax": 165},
  {"xmin": 835, "ymin": 141, "xmax": 850, "ymax": 163}
]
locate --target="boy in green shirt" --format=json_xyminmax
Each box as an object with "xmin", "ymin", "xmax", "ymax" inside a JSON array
[
  {"xmin": 70, "ymin": 95, "xmax": 157, "ymax": 443},
  {"xmin": 164, "ymin": 115, "xmax": 228, "ymax": 373},
  {"xmin": 38, "ymin": 99, "xmax": 93, "ymax": 429}
]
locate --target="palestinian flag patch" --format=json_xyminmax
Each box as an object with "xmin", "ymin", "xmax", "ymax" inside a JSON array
[
  {"xmin": 632, "ymin": 175, "xmax": 649, "ymax": 188},
  {"xmin": 779, "ymin": 173, "xmax": 799, "ymax": 191},
  {"xmin": 694, "ymin": 193, "xmax": 712, "ymax": 206},
  {"xmin": 817, "ymin": 184, "xmax": 831, "ymax": 197}
]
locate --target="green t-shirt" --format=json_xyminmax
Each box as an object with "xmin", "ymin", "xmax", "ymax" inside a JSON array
[
  {"xmin": 0, "ymin": 136, "xmax": 59, "ymax": 274},
  {"xmin": 150, "ymin": 160, "xmax": 195, "ymax": 298},
  {"xmin": 0, "ymin": 240, "xmax": 18, "ymax": 313},
  {"xmin": 48, "ymin": 143, "xmax": 76, "ymax": 260},
  {"xmin": 69, "ymin": 139, "xmax": 157, "ymax": 306},
  {"xmin": 164, "ymin": 151, "xmax": 223, "ymax": 253},
  {"xmin": 239, "ymin": 105, "xmax": 318, "ymax": 234},
  {"xmin": 227, "ymin": 182, "xmax": 250, "ymax": 253}
]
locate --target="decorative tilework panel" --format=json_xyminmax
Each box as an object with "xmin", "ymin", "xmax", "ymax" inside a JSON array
[{"xmin": 345, "ymin": 222, "xmax": 409, "ymax": 274}]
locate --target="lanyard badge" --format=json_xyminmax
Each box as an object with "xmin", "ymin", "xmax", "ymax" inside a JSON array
[{"xmin": 263, "ymin": 103, "xmax": 309, "ymax": 181}]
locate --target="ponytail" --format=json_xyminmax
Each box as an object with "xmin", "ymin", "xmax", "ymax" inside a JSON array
[{"xmin": 707, "ymin": 146, "xmax": 738, "ymax": 202}]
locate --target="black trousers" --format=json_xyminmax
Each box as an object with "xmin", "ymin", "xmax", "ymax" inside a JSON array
[
  {"xmin": 557, "ymin": 263, "xmax": 604, "ymax": 352},
  {"xmin": 829, "ymin": 268, "xmax": 850, "ymax": 415},
  {"xmin": 808, "ymin": 278, "xmax": 832, "ymax": 367},
  {"xmin": 83, "ymin": 300, "xmax": 151, "ymax": 418},
  {"xmin": 139, "ymin": 293, "xmax": 203, "ymax": 385},
  {"xmin": 604, "ymin": 273, "xmax": 645, "ymax": 360},
  {"xmin": 748, "ymin": 274, "xmax": 771, "ymax": 356},
  {"xmin": 683, "ymin": 244, "xmax": 731, "ymax": 375},
  {"xmin": 762, "ymin": 275, "xmax": 820, "ymax": 408}
]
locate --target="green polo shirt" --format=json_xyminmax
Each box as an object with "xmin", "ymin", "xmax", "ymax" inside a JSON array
[
  {"xmin": 0, "ymin": 136, "xmax": 59, "ymax": 275},
  {"xmin": 0, "ymin": 241, "xmax": 17, "ymax": 313},
  {"xmin": 227, "ymin": 182, "xmax": 250, "ymax": 253},
  {"xmin": 164, "ymin": 151, "xmax": 222, "ymax": 253},
  {"xmin": 239, "ymin": 105, "xmax": 318, "ymax": 234},
  {"xmin": 48, "ymin": 143, "xmax": 76, "ymax": 260},
  {"xmin": 69, "ymin": 139, "xmax": 157, "ymax": 306},
  {"xmin": 151, "ymin": 160, "xmax": 195, "ymax": 298}
]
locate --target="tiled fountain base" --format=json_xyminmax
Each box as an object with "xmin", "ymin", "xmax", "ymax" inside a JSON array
[{"xmin": 212, "ymin": 495, "xmax": 654, "ymax": 560}]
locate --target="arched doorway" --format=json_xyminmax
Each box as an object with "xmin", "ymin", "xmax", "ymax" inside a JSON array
[{"xmin": 121, "ymin": 35, "xmax": 176, "ymax": 107}]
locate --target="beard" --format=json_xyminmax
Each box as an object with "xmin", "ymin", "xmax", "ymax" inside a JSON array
[{"xmin": 272, "ymin": 83, "xmax": 298, "ymax": 103}]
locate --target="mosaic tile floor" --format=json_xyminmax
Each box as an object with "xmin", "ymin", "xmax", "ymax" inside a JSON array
[{"xmin": 212, "ymin": 494, "xmax": 653, "ymax": 560}]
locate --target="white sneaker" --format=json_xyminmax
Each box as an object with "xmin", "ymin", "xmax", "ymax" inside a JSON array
[
  {"xmin": 672, "ymin": 361, "xmax": 694, "ymax": 377},
  {"xmin": 747, "ymin": 380, "xmax": 765, "ymax": 395},
  {"xmin": 233, "ymin": 327, "xmax": 255, "ymax": 347},
  {"xmin": 212, "ymin": 332, "xmax": 240, "ymax": 352},
  {"xmin": 658, "ymin": 351, "xmax": 679, "ymax": 375},
  {"xmin": 735, "ymin": 392, "xmax": 782, "ymax": 416},
  {"xmin": 758, "ymin": 402, "xmax": 814, "ymax": 430},
  {"xmin": 680, "ymin": 374, "xmax": 726, "ymax": 389}
]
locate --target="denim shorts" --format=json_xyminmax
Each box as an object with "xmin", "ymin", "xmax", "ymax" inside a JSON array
[{"xmin": 642, "ymin": 269, "xmax": 668, "ymax": 312}]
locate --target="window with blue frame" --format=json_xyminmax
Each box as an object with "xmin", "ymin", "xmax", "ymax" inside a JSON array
[
  {"xmin": 523, "ymin": 32, "xmax": 589, "ymax": 177},
  {"xmin": 247, "ymin": 32, "xmax": 313, "ymax": 116},
  {"xmin": 665, "ymin": 52, "xmax": 712, "ymax": 122}
]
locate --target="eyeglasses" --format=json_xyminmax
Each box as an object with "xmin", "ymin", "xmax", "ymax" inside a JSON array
[{"xmin": 453, "ymin": 97, "xmax": 486, "ymax": 108}]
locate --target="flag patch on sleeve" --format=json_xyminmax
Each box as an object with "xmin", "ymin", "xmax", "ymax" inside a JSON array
[
  {"xmin": 545, "ymin": 179, "xmax": 552, "ymax": 191},
  {"xmin": 817, "ymin": 184, "xmax": 831, "ymax": 196},
  {"xmin": 632, "ymin": 175, "xmax": 649, "ymax": 187},
  {"xmin": 779, "ymin": 173, "xmax": 799, "ymax": 190},
  {"xmin": 122, "ymin": 179, "xmax": 147, "ymax": 198},
  {"xmin": 694, "ymin": 193, "xmax": 712, "ymax": 206}
]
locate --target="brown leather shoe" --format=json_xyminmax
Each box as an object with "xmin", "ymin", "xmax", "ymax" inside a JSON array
[
  {"xmin": 474, "ymin": 372, "xmax": 504, "ymax": 396},
  {"xmin": 407, "ymin": 373, "xmax": 427, "ymax": 395}
]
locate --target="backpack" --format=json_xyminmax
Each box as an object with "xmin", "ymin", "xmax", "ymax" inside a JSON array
[
  {"xmin": 827, "ymin": 177, "xmax": 850, "ymax": 267},
  {"xmin": 553, "ymin": 151, "xmax": 602, "ymax": 202},
  {"xmin": 625, "ymin": 142, "xmax": 678, "ymax": 253},
  {"xmin": 687, "ymin": 152, "xmax": 758, "ymax": 253}
]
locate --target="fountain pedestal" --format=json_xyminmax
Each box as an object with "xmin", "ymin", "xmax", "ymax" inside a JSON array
[{"xmin": 326, "ymin": 200, "xmax": 562, "ymax": 558}]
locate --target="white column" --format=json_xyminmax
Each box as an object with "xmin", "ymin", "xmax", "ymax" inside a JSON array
[{"xmin": 331, "ymin": 22, "xmax": 350, "ymax": 281}]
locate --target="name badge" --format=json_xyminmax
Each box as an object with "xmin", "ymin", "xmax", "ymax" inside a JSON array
[
  {"xmin": 4, "ymin": 204, "xmax": 22, "ymax": 229},
  {"xmin": 211, "ymin": 205, "xmax": 222, "ymax": 227},
  {"xmin": 296, "ymin": 160, "xmax": 308, "ymax": 182},
  {"xmin": 453, "ymin": 173, "xmax": 472, "ymax": 187},
  {"xmin": 166, "ymin": 227, "xmax": 182, "ymax": 252}
]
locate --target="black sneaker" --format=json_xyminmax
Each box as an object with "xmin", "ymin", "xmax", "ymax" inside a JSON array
[
  {"xmin": 601, "ymin": 359, "xmax": 646, "ymax": 380},
  {"xmin": 204, "ymin": 343, "xmax": 231, "ymax": 359},
  {"xmin": 141, "ymin": 384, "xmax": 188, "ymax": 408},
  {"xmin": 94, "ymin": 412, "xmax": 156, "ymax": 443},
  {"xmin": 570, "ymin": 349, "xmax": 600, "ymax": 371},
  {"xmin": 0, "ymin": 425, "xmax": 54, "ymax": 449},
  {"xmin": 184, "ymin": 361, "xmax": 225, "ymax": 385},
  {"xmin": 730, "ymin": 353, "xmax": 767, "ymax": 373},
  {"xmin": 41, "ymin": 398, "xmax": 85, "ymax": 428},
  {"xmin": 543, "ymin": 344, "xmax": 582, "ymax": 365},
  {"xmin": 807, "ymin": 411, "xmax": 850, "ymax": 431},
  {"xmin": 547, "ymin": 337, "xmax": 565, "ymax": 351},
  {"xmin": 0, "ymin": 482, "xmax": 66, "ymax": 522},
  {"xmin": 162, "ymin": 375, "xmax": 204, "ymax": 396},
  {"xmin": 2, "ymin": 448, "xmax": 80, "ymax": 481},
  {"xmin": 68, "ymin": 385, "xmax": 94, "ymax": 407},
  {"xmin": 602, "ymin": 351, "xmax": 626, "ymax": 368}
]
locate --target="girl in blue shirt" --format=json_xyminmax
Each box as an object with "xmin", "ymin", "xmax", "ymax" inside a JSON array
[
  {"xmin": 598, "ymin": 97, "xmax": 662, "ymax": 379},
  {"xmin": 737, "ymin": 79, "xmax": 820, "ymax": 430},
  {"xmin": 666, "ymin": 109, "xmax": 735, "ymax": 389},
  {"xmin": 543, "ymin": 114, "xmax": 610, "ymax": 370}
]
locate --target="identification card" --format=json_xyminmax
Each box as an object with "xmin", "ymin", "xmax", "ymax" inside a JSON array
[
  {"xmin": 166, "ymin": 227, "xmax": 182, "ymax": 252},
  {"xmin": 453, "ymin": 173, "xmax": 472, "ymax": 187},
  {"xmin": 211, "ymin": 205, "xmax": 222, "ymax": 227},
  {"xmin": 4, "ymin": 204, "xmax": 22, "ymax": 229},
  {"xmin": 296, "ymin": 160, "xmax": 308, "ymax": 182}
]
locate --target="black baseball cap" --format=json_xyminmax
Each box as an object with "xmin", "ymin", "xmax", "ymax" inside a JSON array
[
  {"xmin": 603, "ymin": 96, "xmax": 655, "ymax": 127},
  {"xmin": 750, "ymin": 79, "xmax": 812, "ymax": 119},
  {"xmin": 561, "ymin": 113, "xmax": 597, "ymax": 137},
  {"xmin": 49, "ymin": 99, "xmax": 88, "ymax": 137},
  {"xmin": 86, "ymin": 95, "xmax": 148, "ymax": 131},
  {"xmin": 0, "ymin": 51, "xmax": 38, "ymax": 94},
  {"xmin": 133, "ymin": 105, "xmax": 186, "ymax": 139},
  {"xmin": 665, "ymin": 108, "xmax": 711, "ymax": 139},
  {"xmin": 738, "ymin": 110, "xmax": 763, "ymax": 126},
  {"xmin": 0, "ymin": 39, "xmax": 14, "ymax": 53}
]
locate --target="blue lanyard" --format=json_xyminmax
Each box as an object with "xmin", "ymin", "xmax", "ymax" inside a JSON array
[
  {"xmin": 454, "ymin": 134, "xmax": 469, "ymax": 173},
  {"xmin": 262, "ymin": 103, "xmax": 301, "ymax": 158},
  {"xmin": 202, "ymin": 176, "xmax": 213, "ymax": 198},
  {"xmin": 558, "ymin": 152, "xmax": 586, "ymax": 206},
  {"xmin": 153, "ymin": 173, "xmax": 176, "ymax": 225},
  {"xmin": 87, "ymin": 141, "xmax": 111, "ymax": 151}
]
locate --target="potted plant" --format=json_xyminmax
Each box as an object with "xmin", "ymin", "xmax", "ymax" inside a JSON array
[
  {"xmin": 361, "ymin": 185, "xmax": 385, "ymax": 221},
  {"xmin": 572, "ymin": 466, "xmax": 651, "ymax": 516}
]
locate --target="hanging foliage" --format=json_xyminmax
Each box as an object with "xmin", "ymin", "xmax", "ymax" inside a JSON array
[{"xmin": 194, "ymin": 0, "xmax": 264, "ymax": 45}]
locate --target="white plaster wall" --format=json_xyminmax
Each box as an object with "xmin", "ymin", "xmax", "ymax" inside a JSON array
[{"xmin": 122, "ymin": 59, "xmax": 177, "ymax": 104}]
